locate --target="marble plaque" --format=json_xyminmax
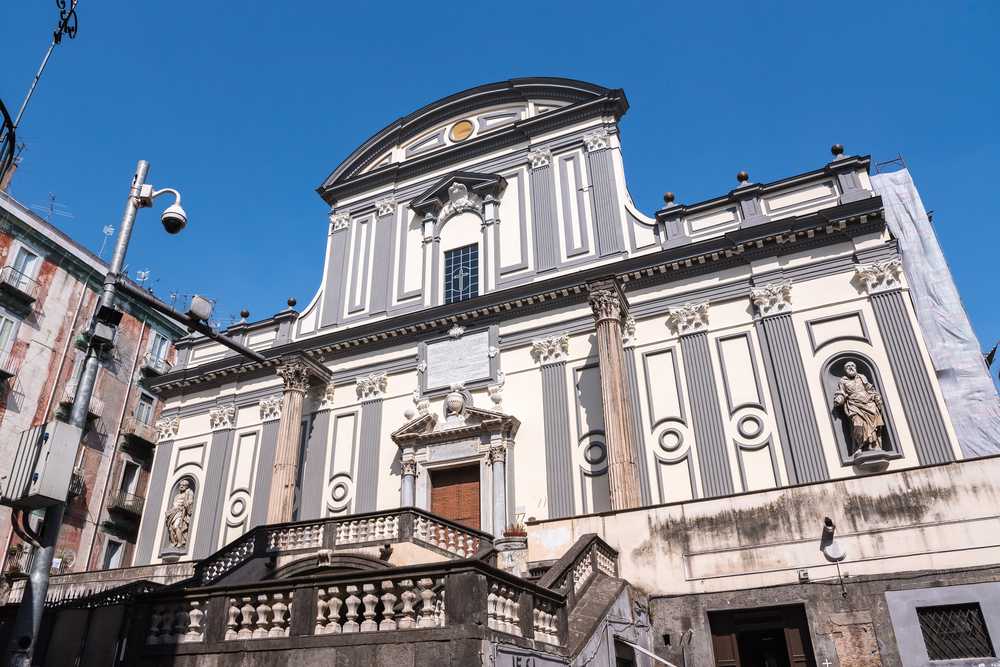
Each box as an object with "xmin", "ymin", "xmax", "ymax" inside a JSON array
[{"xmin": 425, "ymin": 330, "xmax": 491, "ymax": 389}]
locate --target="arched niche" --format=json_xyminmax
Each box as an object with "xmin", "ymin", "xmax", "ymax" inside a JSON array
[
  {"xmin": 821, "ymin": 353, "xmax": 901, "ymax": 466},
  {"xmin": 159, "ymin": 475, "xmax": 197, "ymax": 559}
]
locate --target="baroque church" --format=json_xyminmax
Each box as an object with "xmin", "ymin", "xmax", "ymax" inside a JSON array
[{"xmin": 11, "ymin": 78, "xmax": 1000, "ymax": 667}]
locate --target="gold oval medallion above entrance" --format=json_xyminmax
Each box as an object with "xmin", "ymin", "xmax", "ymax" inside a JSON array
[{"xmin": 449, "ymin": 119, "xmax": 475, "ymax": 143}]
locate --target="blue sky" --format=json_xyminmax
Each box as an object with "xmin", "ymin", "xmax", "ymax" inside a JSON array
[{"xmin": 2, "ymin": 2, "xmax": 998, "ymax": 354}]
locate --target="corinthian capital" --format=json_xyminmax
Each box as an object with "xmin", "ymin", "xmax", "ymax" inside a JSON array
[
  {"xmin": 531, "ymin": 334, "xmax": 570, "ymax": 365},
  {"xmin": 750, "ymin": 281, "xmax": 792, "ymax": 317},
  {"xmin": 277, "ymin": 361, "xmax": 311, "ymax": 393},
  {"xmin": 587, "ymin": 279, "xmax": 628, "ymax": 324},
  {"xmin": 375, "ymin": 197, "xmax": 396, "ymax": 217},
  {"xmin": 356, "ymin": 372, "xmax": 388, "ymax": 400},
  {"xmin": 666, "ymin": 302, "xmax": 710, "ymax": 335},
  {"xmin": 528, "ymin": 147, "xmax": 552, "ymax": 170},
  {"xmin": 208, "ymin": 403, "xmax": 237, "ymax": 431},
  {"xmin": 855, "ymin": 258, "xmax": 903, "ymax": 293}
]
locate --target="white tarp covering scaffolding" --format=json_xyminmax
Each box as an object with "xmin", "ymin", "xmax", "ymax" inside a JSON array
[{"xmin": 872, "ymin": 168, "xmax": 1000, "ymax": 457}]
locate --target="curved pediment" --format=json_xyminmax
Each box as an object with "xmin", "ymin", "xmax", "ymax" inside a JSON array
[{"xmin": 317, "ymin": 77, "xmax": 624, "ymax": 202}]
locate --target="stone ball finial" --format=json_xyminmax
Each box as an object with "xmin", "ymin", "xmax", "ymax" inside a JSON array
[
  {"xmin": 287, "ymin": 297, "xmax": 297, "ymax": 308},
  {"xmin": 663, "ymin": 192, "xmax": 675, "ymax": 205},
  {"xmin": 736, "ymin": 171, "xmax": 750, "ymax": 184},
  {"xmin": 240, "ymin": 308, "xmax": 250, "ymax": 319},
  {"xmin": 831, "ymin": 143, "xmax": 845, "ymax": 157}
]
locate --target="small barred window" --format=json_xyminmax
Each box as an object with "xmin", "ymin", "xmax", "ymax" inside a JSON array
[
  {"xmin": 917, "ymin": 603, "xmax": 995, "ymax": 660},
  {"xmin": 444, "ymin": 244, "xmax": 478, "ymax": 304}
]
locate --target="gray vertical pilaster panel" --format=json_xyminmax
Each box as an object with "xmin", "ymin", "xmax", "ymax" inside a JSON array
[
  {"xmin": 429, "ymin": 239, "xmax": 441, "ymax": 307},
  {"xmin": 299, "ymin": 410, "xmax": 331, "ymax": 521},
  {"xmin": 870, "ymin": 290, "xmax": 954, "ymax": 464},
  {"xmin": 354, "ymin": 398, "xmax": 384, "ymax": 513},
  {"xmin": 529, "ymin": 166, "xmax": 560, "ymax": 273},
  {"xmin": 249, "ymin": 419, "xmax": 280, "ymax": 529},
  {"xmin": 586, "ymin": 149, "xmax": 625, "ymax": 257},
  {"xmin": 369, "ymin": 215, "xmax": 395, "ymax": 315},
  {"xmin": 756, "ymin": 314, "xmax": 829, "ymax": 483},
  {"xmin": 320, "ymin": 228, "xmax": 350, "ymax": 328},
  {"xmin": 194, "ymin": 429, "xmax": 235, "ymax": 558},
  {"xmin": 680, "ymin": 333, "xmax": 734, "ymax": 498},
  {"xmin": 134, "ymin": 439, "xmax": 174, "ymax": 565},
  {"xmin": 541, "ymin": 361, "xmax": 574, "ymax": 518},
  {"xmin": 623, "ymin": 350, "xmax": 652, "ymax": 505}
]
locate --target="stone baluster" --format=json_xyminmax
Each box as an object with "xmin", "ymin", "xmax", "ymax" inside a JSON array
[
  {"xmin": 147, "ymin": 605, "xmax": 164, "ymax": 644},
  {"xmin": 270, "ymin": 594, "xmax": 289, "ymax": 637},
  {"xmin": 184, "ymin": 601, "xmax": 204, "ymax": 642},
  {"xmin": 487, "ymin": 584, "xmax": 499, "ymax": 630},
  {"xmin": 253, "ymin": 595, "xmax": 272, "ymax": 638},
  {"xmin": 224, "ymin": 599, "xmax": 240, "ymax": 640},
  {"xmin": 398, "ymin": 580, "xmax": 417, "ymax": 629},
  {"xmin": 417, "ymin": 578, "xmax": 437, "ymax": 628},
  {"xmin": 238, "ymin": 597, "xmax": 255, "ymax": 639},
  {"xmin": 172, "ymin": 604, "xmax": 188, "ymax": 642},
  {"xmin": 361, "ymin": 584, "xmax": 379, "ymax": 631},
  {"xmin": 315, "ymin": 589, "xmax": 329, "ymax": 634},
  {"xmin": 380, "ymin": 581, "xmax": 398, "ymax": 631},
  {"xmin": 344, "ymin": 586, "xmax": 361, "ymax": 632}
]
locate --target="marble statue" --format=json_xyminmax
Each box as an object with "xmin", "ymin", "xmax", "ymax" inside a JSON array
[
  {"xmin": 165, "ymin": 479, "xmax": 195, "ymax": 549},
  {"xmin": 833, "ymin": 361, "xmax": 885, "ymax": 454}
]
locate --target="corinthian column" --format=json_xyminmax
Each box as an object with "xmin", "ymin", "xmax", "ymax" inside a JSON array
[
  {"xmin": 588, "ymin": 279, "xmax": 642, "ymax": 510},
  {"xmin": 267, "ymin": 360, "xmax": 312, "ymax": 524}
]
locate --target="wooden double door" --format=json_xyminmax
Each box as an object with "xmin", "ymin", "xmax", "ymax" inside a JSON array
[
  {"xmin": 709, "ymin": 605, "xmax": 816, "ymax": 667},
  {"xmin": 429, "ymin": 464, "xmax": 481, "ymax": 530}
]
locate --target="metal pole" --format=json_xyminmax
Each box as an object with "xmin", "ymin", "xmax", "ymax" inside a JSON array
[{"xmin": 4, "ymin": 161, "xmax": 148, "ymax": 667}]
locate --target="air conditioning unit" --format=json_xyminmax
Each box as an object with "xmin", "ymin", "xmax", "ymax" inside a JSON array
[{"xmin": 0, "ymin": 422, "xmax": 83, "ymax": 509}]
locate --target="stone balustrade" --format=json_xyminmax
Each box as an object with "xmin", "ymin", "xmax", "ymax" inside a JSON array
[
  {"xmin": 532, "ymin": 599, "xmax": 560, "ymax": 644},
  {"xmin": 146, "ymin": 599, "xmax": 206, "ymax": 644},
  {"xmin": 224, "ymin": 591, "xmax": 294, "ymax": 640},
  {"xmin": 315, "ymin": 577, "xmax": 443, "ymax": 635},
  {"xmin": 333, "ymin": 514, "xmax": 400, "ymax": 545},
  {"xmin": 571, "ymin": 552, "xmax": 594, "ymax": 593},
  {"xmin": 413, "ymin": 514, "xmax": 480, "ymax": 558},
  {"xmin": 266, "ymin": 523, "xmax": 324, "ymax": 552},
  {"xmin": 487, "ymin": 580, "xmax": 522, "ymax": 636}
]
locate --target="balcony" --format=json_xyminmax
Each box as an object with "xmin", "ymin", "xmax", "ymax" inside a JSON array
[
  {"xmin": 140, "ymin": 353, "xmax": 172, "ymax": 377},
  {"xmin": 57, "ymin": 382, "xmax": 104, "ymax": 422},
  {"xmin": 0, "ymin": 350, "xmax": 17, "ymax": 382},
  {"xmin": 108, "ymin": 491, "xmax": 145, "ymax": 518},
  {"xmin": 122, "ymin": 415, "xmax": 157, "ymax": 450},
  {"xmin": 3, "ymin": 544, "xmax": 35, "ymax": 579},
  {"xmin": 0, "ymin": 265, "xmax": 38, "ymax": 305}
]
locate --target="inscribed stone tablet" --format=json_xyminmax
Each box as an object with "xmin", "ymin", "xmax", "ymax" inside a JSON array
[{"xmin": 425, "ymin": 330, "xmax": 491, "ymax": 389}]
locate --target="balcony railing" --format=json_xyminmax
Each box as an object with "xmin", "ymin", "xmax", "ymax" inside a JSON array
[
  {"xmin": 58, "ymin": 382, "xmax": 104, "ymax": 419},
  {"xmin": 3, "ymin": 544, "xmax": 35, "ymax": 578},
  {"xmin": 122, "ymin": 415, "xmax": 157, "ymax": 447},
  {"xmin": 108, "ymin": 491, "xmax": 144, "ymax": 517},
  {"xmin": 0, "ymin": 350, "xmax": 18, "ymax": 381},
  {"xmin": 140, "ymin": 353, "xmax": 172, "ymax": 376},
  {"xmin": 0, "ymin": 266, "xmax": 38, "ymax": 304}
]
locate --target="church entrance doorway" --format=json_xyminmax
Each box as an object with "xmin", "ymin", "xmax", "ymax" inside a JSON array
[
  {"xmin": 709, "ymin": 604, "xmax": 816, "ymax": 667},
  {"xmin": 429, "ymin": 464, "xmax": 481, "ymax": 530}
]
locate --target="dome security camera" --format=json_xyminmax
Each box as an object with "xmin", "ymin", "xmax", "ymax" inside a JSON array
[{"xmin": 161, "ymin": 202, "xmax": 187, "ymax": 234}]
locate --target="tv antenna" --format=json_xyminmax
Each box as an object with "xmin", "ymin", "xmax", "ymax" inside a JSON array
[{"xmin": 30, "ymin": 193, "xmax": 74, "ymax": 222}]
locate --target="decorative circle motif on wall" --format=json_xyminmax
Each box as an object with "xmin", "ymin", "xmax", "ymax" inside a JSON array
[
  {"xmin": 449, "ymin": 119, "xmax": 475, "ymax": 142},
  {"xmin": 658, "ymin": 428, "xmax": 685, "ymax": 454},
  {"xmin": 730, "ymin": 406, "xmax": 771, "ymax": 448},
  {"xmin": 225, "ymin": 489, "xmax": 251, "ymax": 528},
  {"xmin": 577, "ymin": 435, "xmax": 608, "ymax": 475},
  {"xmin": 326, "ymin": 473, "xmax": 354, "ymax": 512}
]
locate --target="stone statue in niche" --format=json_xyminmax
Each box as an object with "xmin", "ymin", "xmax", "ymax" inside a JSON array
[
  {"xmin": 833, "ymin": 361, "xmax": 885, "ymax": 455},
  {"xmin": 165, "ymin": 478, "xmax": 195, "ymax": 549}
]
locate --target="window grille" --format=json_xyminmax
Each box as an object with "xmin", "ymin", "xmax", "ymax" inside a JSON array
[
  {"xmin": 444, "ymin": 244, "xmax": 478, "ymax": 304},
  {"xmin": 917, "ymin": 603, "xmax": 995, "ymax": 660}
]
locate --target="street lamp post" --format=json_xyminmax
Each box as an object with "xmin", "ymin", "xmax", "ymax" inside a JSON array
[{"xmin": 5, "ymin": 160, "xmax": 187, "ymax": 667}]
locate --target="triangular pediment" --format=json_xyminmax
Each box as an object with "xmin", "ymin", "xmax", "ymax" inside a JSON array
[
  {"xmin": 392, "ymin": 405, "xmax": 519, "ymax": 447},
  {"xmin": 410, "ymin": 171, "xmax": 506, "ymax": 215}
]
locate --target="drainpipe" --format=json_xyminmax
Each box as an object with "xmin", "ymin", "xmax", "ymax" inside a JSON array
[{"xmin": 84, "ymin": 319, "xmax": 146, "ymax": 569}]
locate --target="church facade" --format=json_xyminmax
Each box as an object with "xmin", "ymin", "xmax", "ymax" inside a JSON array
[{"xmin": 8, "ymin": 78, "xmax": 1000, "ymax": 667}]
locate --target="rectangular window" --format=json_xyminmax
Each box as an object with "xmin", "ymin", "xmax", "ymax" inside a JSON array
[
  {"xmin": 149, "ymin": 332, "xmax": 169, "ymax": 361},
  {"xmin": 443, "ymin": 244, "xmax": 479, "ymax": 304},
  {"xmin": 0, "ymin": 313, "xmax": 17, "ymax": 352},
  {"xmin": 918, "ymin": 603, "xmax": 996, "ymax": 660},
  {"xmin": 119, "ymin": 461, "xmax": 140, "ymax": 495},
  {"xmin": 101, "ymin": 539, "xmax": 123, "ymax": 570},
  {"xmin": 134, "ymin": 393, "xmax": 155, "ymax": 425},
  {"xmin": 11, "ymin": 247, "xmax": 39, "ymax": 279}
]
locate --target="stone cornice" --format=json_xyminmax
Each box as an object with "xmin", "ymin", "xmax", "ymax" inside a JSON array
[{"xmin": 146, "ymin": 198, "xmax": 885, "ymax": 397}]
